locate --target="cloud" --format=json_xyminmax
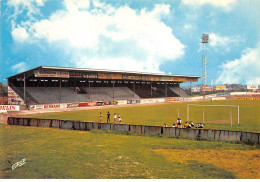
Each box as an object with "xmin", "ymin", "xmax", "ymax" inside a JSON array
[
  {"xmin": 182, "ymin": 0, "xmax": 236, "ymax": 10},
  {"xmin": 208, "ymin": 33, "xmax": 242, "ymax": 52},
  {"xmin": 7, "ymin": 0, "xmax": 47, "ymax": 28},
  {"xmin": 7, "ymin": 0, "xmax": 46, "ymax": 8},
  {"xmin": 64, "ymin": 0, "xmax": 90, "ymax": 12},
  {"xmin": 10, "ymin": 0, "xmax": 185, "ymax": 73},
  {"xmin": 216, "ymin": 43, "xmax": 260, "ymax": 85},
  {"xmin": 184, "ymin": 24, "xmax": 192, "ymax": 30},
  {"xmin": 11, "ymin": 62, "xmax": 29, "ymax": 73},
  {"xmin": 11, "ymin": 27, "xmax": 29, "ymax": 42}
]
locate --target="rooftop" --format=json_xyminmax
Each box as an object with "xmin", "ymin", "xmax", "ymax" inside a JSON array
[{"xmin": 8, "ymin": 65, "xmax": 201, "ymax": 79}]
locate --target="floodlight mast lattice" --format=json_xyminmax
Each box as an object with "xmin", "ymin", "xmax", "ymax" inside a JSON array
[{"xmin": 201, "ymin": 34, "xmax": 209, "ymax": 86}]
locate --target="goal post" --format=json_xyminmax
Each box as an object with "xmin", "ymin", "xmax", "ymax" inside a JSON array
[{"xmin": 187, "ymin": 104, "xmax": 240, "ymax": 126}]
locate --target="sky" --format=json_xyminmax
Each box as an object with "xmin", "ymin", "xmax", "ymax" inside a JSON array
[{"xmin": 1, "ymin": 0, "xmax": 260, "ymax": 86}]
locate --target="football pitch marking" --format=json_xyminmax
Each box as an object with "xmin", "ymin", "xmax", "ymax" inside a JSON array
[{"xmin": 187, "ymin": 104, "xmax": 240, "ymax": 126}]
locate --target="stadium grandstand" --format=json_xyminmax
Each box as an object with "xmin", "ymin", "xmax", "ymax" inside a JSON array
[{"xmin": 7, "ymin": 66, "xmax": 200, "ymax": 106}]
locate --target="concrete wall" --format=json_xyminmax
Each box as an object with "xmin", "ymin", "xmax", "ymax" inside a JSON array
[
  {"xmin": 7, "ymin": 117, "xmax": 260, "ymax": 144},
  {"xmin": 143, "ymin": 126, "xmax": 162, "ymax": 136},
  {"xmin": 129, "ymin": 125, "xmax": 145, "ymax": 134},
  {"xmin": 112, "ymin": 124, "xmax": 129, "ymax": 133},
  {"xmin": 38, "ymin": 119, "xmax": 51, "ymax": 128},
  {"xmin": 30, "ymin": 119, "xmax": 38, "ymax": 127},
  {"xmin": 51, "ymin": 120, "xmax": 60, "ymax": 128},
  {"xmin": 60, "ymin": 120, "xmax": 73, "ymax": 130}
]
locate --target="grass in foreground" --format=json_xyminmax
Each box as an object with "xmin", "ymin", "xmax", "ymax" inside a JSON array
[
  {"xmin": 21, "ymin": 100, "xmax": 260, "ymax": 133},
  {"xmin": 0, "ymin": 124, "xmax": 259, "ymax": 179}
]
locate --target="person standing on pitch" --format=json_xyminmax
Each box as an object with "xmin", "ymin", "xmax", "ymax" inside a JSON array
[
  {"xmin": 107, "ymin": 111, "xmax": 111, "ymax": 123},
  {"xmin": 118, "ymin": 114, "xmax": 122, "ymax": 124},
  {"xmin": 114, "ymin": 113, "xmax": 117, "ymax": 123},
  {"xmin": 99, "ymin": 112, "xmax": 102, "ymax": 122}
]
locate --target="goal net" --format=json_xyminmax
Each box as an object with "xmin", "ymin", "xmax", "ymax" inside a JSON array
[{"xmin": 187, "ymin": 104, "xmax": 240, "ymax": 127}]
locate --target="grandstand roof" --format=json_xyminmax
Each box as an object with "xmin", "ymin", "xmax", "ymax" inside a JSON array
[{"xmin": 7, "ymin": 65, "xmax": 200, "ymax": 82}]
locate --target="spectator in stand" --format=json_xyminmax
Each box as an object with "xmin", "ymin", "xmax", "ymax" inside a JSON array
[
  {"xmin": 107, "ymin": 111, "xmax": 111, "ymax": 123},
  {"xmin": 163, "ymin": 123, "xmax": 168, "ymax": 127},
  {"xmin": 75, "ymin": 87, "xmax": 80, "ymax": 94},
  {"xmin": 99, "ymin": 112, "xmax": 102, "ymax": 122},
  {"xmin": 114, "ymin": 113, "xmax": 117, "ymax": 123}
]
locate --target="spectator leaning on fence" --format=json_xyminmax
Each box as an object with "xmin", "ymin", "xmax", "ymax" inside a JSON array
[
  {"xmin": 184, "ymin": 122, "xmax": 189, "ymax": 128},
  {"xmin": 196, "ymin": 123, "xmax": 204, "ymax": 128},
  {"xmin": 190, "ymin": 121, "xmax": 194, "ymax": 127},
  {"xmin": 176, "ymin": 118, "xmax": 182, "ymax": 128}
]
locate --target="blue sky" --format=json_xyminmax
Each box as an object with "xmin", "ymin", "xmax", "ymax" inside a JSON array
[{"xmin": 1, "ymin": 0, "xmax": 260, "ymax": 85}]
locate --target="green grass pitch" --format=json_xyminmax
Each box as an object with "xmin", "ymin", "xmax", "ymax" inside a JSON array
[
  {"xmin": 1, "ymin": 100, "xmax": 259, "ymax": 179},
  {"xmin": 1, "ymin": 124, "xmax": 259, "ymax": 179},
  {"xmin": 23, "ymin": 100, "xmax": 260, "ymax": 133}
]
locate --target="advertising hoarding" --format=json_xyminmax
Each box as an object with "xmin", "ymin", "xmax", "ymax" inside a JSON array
[
  {"xmin": 117, "ymin": 100, "xmax": 127, "ymax": 105},
  {"xmin": 247, "ymin": 85, "xmax": 258, "ymax": 90},
  {"xmin": 70, "ymin": 72, "xmax": 98, "ymax": 79},
  {"xmin": 44, "ymin": 104, "xmax": 60, "ymax": 109},
  {"xmin": 98, "ymin": 73, "xmax": 122, "ymax": 80},
  {"xmin": 212, "ymin": 97, "xmax": 226, "ymax": 101},
  {"xmin": 30, "ymin": 105, "xmax": 44, "ymax": 110},
  {"xmin": 186, "ymin": 78, "xmax": 198, "ymax": 82},
  {"xmin": 216, "ymin": 85, "xmax": 227, "ymax": 90},
  {"xmin": 191, "ymin": 87, "xmax": 200, "ymax": 92},
  {"xmin": 8, "ymin": 86, "xmax": 24, "ymax": 105},
  {"xmin": 172, "ymin": 78, "xmax": 187, "ymax": 82},
  {"xmin": 202, "ymin": 86, "xmax": 213, "ymax": 92},
  {"xmin": 83, "ymin": 74, "xmax": 98, "ymax": 79},
  {"xmin": 235, "ymin": 97, "xmax": 260, "ymax": 101},
  {"xmin": 69, "ymin": 72, "xmax": 83, "ymax": 78},
  {"xmin": 0, "ymin": 105, "xmax": 20, "ymax": 112},
  {"xmin": 34, "ymin": 70, "xmax": 69, "ymax": 78},
  {"xmin": 165, "ymin": 98, "xmax": 179, "ymax": 102},
  {"xmin": 141, "ymin": 75, "xmax": 151, "ymax": 81},
  {"xmin": 159, "ymin": 77, "xmax": 172, "ymax": 81},
  {"xmin": 122, "ymin": 75, "xmax": 142, "ymax": 80},
  {"xmin": 151, "ymin": 76, "xmax": 159, "ymax": 81}
]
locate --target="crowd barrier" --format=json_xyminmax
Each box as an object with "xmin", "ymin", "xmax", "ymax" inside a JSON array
[{"xmin": 7, "ymin": 117, "xmax": 259, "ymax": 144}]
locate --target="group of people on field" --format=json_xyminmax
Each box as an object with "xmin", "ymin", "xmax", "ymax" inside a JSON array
[
  {"xmin": 98, "ymin": 112, "xmax": 203, "ymax": 128},
  {"xmin": 163, "ymin": 118, "xmax": 204, "ymax": 129},
  {"xmin": 99, "ymin": 111, "xmax": 122, "ymax": 124}
]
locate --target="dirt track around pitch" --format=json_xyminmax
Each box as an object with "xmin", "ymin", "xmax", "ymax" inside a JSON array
[
  {"xmin": 0, "ymin": 98, "xmax": 212, "ymax": 124},
  {"xmin": 0, "ymin": 100, "xmax": 195, "ymax": 124}
]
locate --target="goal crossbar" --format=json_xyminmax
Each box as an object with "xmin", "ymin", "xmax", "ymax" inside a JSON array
[{"xmin": 187, "ymin": 104, "xmax": 240, "ymax": 125}]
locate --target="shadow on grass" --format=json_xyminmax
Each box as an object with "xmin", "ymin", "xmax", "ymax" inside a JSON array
[{"xmin": 186, "ymin": 160, "xmax": 236, "ymax": 179}]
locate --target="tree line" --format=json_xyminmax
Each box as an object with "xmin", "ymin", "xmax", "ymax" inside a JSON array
[{"xmin": 0, "ymin": 82, "xmax": 8, "ymax": 96}]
